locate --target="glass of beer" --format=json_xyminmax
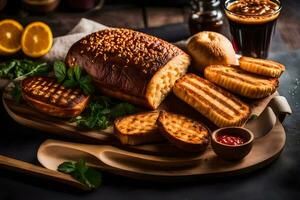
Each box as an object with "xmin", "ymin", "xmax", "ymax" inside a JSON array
[{"xmin": 224, "ymin": 0, "xmax": 281, "ymax": 58}]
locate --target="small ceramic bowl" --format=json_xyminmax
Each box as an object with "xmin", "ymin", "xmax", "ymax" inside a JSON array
[{"xmin": 211, "ymin": 127, "xmax": 254, "ymax": 160}]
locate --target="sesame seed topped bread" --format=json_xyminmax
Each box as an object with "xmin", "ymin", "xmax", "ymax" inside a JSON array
[
  {"xmin": 114, "ymin": 111, "xmax": 164, "ymax": 145},
  {"xmin": 157, "ymin": 111, "xmax": 210, "ymax": 152},
  {"xmin": 239, "ymin": 56, "xmax": 285, "ymax": 78},
  {"xmin": 173, "ymin": 74, "xmax": 250, "ymax": 127},
  {"xmin": 66, "ymin": 28, "xmax": 191, "ymax": 109},
  {"xmin": 21, "ymin": 76, "xmax": 89, "ymax": 118},
  {"xmin": 204, "ymin": 65, "xmax": 279, "ymax": 99}
]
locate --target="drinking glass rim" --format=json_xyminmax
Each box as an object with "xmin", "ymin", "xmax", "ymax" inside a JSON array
[{"xmin": 224, "ymin": 0, "xmax": 282, "ymax": 17}]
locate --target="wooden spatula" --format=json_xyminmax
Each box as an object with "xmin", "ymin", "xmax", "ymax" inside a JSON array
[{"xmin": 0, "ymin": 155, "xmax": 89, "ymax": 190}]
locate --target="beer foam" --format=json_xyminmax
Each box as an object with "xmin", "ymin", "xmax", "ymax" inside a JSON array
[{"xmin": 225, "ymin": 0, "xmax": 281, "ymax": 24}]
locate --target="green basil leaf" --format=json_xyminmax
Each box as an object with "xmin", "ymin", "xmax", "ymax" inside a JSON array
[
  {"xmin": 54, "ymin": 61, "xmax": 66, "ymax": 83},
  {"xmin": 58, "ymin": 161, "xmax": 76, "ymax": 173},
  {"xmin": 74, "ymin": 66, "xmax": 82, "ymax": 81},
  {"xmin": 84, "ymin": 168, "xmax": 102, "ymax": 189},
  {"xmin": 67, "ymin": 67, "xmax": 74, "ymax": 81},
  {"xmin": 63, "ymin": 79, "xmax": 78, "ymax": 88},
  {"xmin": 58, "ymin": 159, "xmax": 102, "ymax": 189},
  {"xmin": 110, "ymin": 102, "xmax": 137, "ymax": 119}
]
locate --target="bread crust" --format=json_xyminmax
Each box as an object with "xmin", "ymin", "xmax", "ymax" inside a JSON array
[
  {"xmin": 157, "ymin": 111, "xmax": 210, "ymax": 152},
  {"xmin": 204, "ymin": 65, "xmax": 279, "ymax": 98},
  {"xmin": 21, "ymin": 76, "xmax": 89, "ymax": 118},
  {"xmin": 66, "ymin": 28, "xmax": 190, "ymax": 109}
]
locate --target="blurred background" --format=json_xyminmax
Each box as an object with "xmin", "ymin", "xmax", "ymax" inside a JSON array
[{"xmin": 0, "ymin": 0, "xmax": 299, "ymax": 50}]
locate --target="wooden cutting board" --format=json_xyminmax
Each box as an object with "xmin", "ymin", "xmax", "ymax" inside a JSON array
[
  {"xmin": 2, "ymin": 87, "xmax": 276, "ymax": 156},
  {"xmin": 1, "ymin": 83, "xmax": 287, "ymax": 180}
]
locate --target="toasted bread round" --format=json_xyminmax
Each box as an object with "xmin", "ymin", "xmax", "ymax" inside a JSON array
[
  {"xmin": 239, "ymin": 56, "xmax": 285, "ymax": 78},
  {"xmin": 114, "ymin": 111, "xmax": 164, "ymax": 145},
  {"xmin": 157, "ymin": 111, "xmax": 210, "ymax": 152},
  {"xmin": 21, "ymin": 76, "xmax": 89, "ymax": 118},
  {"xmin": 187, "ymin": 31, "xmax": 237, "ymax": 72},
  {"xmin": 204, "ymin": 65, "xmax": 278, "ymax": 99}
]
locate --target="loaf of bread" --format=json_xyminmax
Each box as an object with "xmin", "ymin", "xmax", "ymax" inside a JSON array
[
  {"xmin": 173, "ymin": 74, "xmax": 250, "ymax": 127},
  {"xmin": 66, "ymin": 28, "xmax": 191, "ymax": 109},
  {"xmin": 21, "ymin": 76, "xmax": 89, "ymax": 118},
  {"xmin": 157, "ymin": 111, "xmax": 210, "ymax": 152},
  {"xmin": 114, "ymin": 111, "xmax": 164, "ymax": 145},
  {"xmin": 204, "ymin": 65, "xmax": 278, "ymax": 99}
]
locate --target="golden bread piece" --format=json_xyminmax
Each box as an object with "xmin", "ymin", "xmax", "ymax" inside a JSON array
[
  {"xmin": 114, "ymin": 111, "xmax": 164, "ymax": 145},
  {"xmin": 157, "ymin": 111, "xmax": 210, "ymax": 152},
  {"xmin": 21, "ymin": 76, "xmax": 89, "ymax": 118},
  {"xmin": 204, "ymin": 65, "xmax": 278, "ymax": 98},
  {"xmin": 239, "ymin": 56, "xmax": 285, "ymax": 77},
  {"xmin": 187, "ymin": 31, "xmax": 237, "ymax": 72},
  {"xmin": 173, "ymin": 73, "xmax": 250, "ymax": 127}
]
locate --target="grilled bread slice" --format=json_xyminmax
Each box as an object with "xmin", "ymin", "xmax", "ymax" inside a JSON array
[
  {"xmin": 114, "ymin": 111, "xmax": 164, "ymax": 145},
  {"xmin": 173, "ymin": 74, "xmax": 250, "ymax": 127},
  {"xmin": 21, "ymin": 76, "xmax": 89, "ymax": 118},
  {"xmin": 204, "ymin": 65, "xmax": 278, "ymax": 98},
  {"xmin": 239, "ymin": 56, "xmax": 285, "ymax": 78},
  {"xmin": 157, "ymin": 111, "xmax": 210, "ymax": 152}
]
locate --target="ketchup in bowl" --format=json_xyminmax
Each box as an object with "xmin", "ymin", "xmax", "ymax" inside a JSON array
[{"xmin": 217, "ymin": 134, "xmax": 246, "ymax": 146}]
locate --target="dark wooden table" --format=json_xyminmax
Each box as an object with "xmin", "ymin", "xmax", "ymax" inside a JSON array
[{"xmin": 0, "ymin": 0, "xmax": 300, "ymax": 199}]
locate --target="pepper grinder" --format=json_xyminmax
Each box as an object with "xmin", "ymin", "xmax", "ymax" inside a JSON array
[{"xmin": 188, "ymin": 0, "xmax": 224, "ymax": 35}]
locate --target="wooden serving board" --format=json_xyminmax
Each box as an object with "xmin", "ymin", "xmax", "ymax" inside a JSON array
[
  {"xmin": 2, "ymin": 90, "xmax": 275, "ymax": 156},
  {"xmin": 2, "ymin": 84, "xmax": 287, "ymax": 180}
]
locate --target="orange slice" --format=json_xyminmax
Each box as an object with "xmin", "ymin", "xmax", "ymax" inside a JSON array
[
  {"xmin": 21, "ymin": 21, "xmax": 53, "ymax": 58},
  {"xmin": 0, "ymin": 19, "xmax": 23, "ymax": 55}
]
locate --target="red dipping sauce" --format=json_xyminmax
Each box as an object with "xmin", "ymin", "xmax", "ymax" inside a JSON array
[{"xmin": 217, "ymin": 134, "xmax": 246, "ymax": 146}]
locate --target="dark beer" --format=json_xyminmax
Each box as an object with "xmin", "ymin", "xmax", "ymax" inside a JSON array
[{"xmin": 224, "ymin": 0, "xmax": 281, "ymax": 58}]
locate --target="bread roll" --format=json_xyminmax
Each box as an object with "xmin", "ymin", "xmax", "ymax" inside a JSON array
[
  {"xmin": 187, "ymin": 31, "xmax": 237, "ymax": 72},
  {"xmin": 66, "ymin": 28, "xmax": 191, "ymax": 109}
]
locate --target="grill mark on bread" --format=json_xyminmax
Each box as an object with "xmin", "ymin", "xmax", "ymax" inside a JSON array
[
  {"xmin": 208, "ymin": 67, "xmax": 272, "ymax": 86},
  {"xmin": 22, "ymin": 77, "xmax": 87, "ymax": 108},
  {"xmin": 179, "ymin": 74, "xmax": 246, "ymax": 117},
  {"xmin": 157, "ymin": 111, "xmax": 210, "ymax": 152},
  {"xmin": 204, "ymin": 65, "xmax": 278, "ymax": 98},
  {"xmin": 173, "ymin": 74, "xmax": 250, "ymax": 127},
  {"xmin": 184, "ymin": 81, "xmax": 239, "ymax": 117},
  {"xmin": 177, "ymin": 82, "xmax": 234, "ymax": 119},
  {"xmin": 240, "ymin": 57, "xmax": 283, "ymax": 69}
]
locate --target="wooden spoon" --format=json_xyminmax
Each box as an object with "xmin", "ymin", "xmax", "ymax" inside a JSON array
[
  {"xmin": 0, "ymin": 155, "xmax": 89, "ymax": 190},
  {"xmin": 37, "ymin": 139, "xmax": 203, "ymax": 173}
]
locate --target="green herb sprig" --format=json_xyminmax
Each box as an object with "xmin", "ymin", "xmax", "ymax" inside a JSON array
[
  {"xmin": 54, "ymin": 61, "xmax": 94, "ymax": 95},
  {"xmin": 72, "ymin": 96, "xmax": 137, "ymax": 130},
  {"xmin": 0, "ymin": 59, "xmax": 50, "ymax": 80},
  {"xmin": 11, "ymin": 83, "xmax": 22, "ymax": 104},
  {"xmin": 58, "ymin": 159, "xmax": 102, "ymax": 189}
]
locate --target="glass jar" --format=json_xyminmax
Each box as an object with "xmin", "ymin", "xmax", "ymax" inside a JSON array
[{"xmin": 188, "ymin": 0, "xmax": 224, "ymax": 35}]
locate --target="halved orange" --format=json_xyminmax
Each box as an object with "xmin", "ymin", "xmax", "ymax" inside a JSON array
[
  {"xmin": 0, "ymin": 19, "xmax": 23, "ymax": 55},
  {"xmin": 21, "ymin": 21, "xmax": 53, "ymax": 58}
]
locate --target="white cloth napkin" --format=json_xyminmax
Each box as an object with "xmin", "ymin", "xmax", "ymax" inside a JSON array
[{"xmin": 43, "ymin": 18, "xmax": 108, "ymax": 62}]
